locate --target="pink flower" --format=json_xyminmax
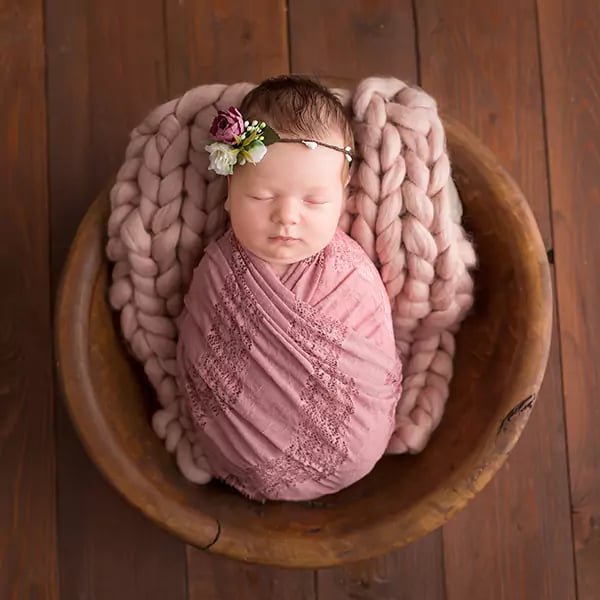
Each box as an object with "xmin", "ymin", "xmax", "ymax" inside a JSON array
[{"xmin": 209, "ymin": 106, "xmax": 245, "ymax": 144}]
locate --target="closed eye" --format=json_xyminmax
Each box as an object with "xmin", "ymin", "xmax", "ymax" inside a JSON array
[
  {"xmin": 249, "ymin": 195, "xmax": 273, "ymax": 201},
  {"xmin": 304, "ymin": 197, "xmax": 328, "ymax": 205}
]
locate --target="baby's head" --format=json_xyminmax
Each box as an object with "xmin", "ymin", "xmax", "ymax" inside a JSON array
[{"xmin": 223, "ymin": 75, "xmax": 354, "ymax": 273}]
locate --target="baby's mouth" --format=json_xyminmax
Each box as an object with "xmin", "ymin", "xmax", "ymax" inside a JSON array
[
  {"xmin": 270, "ymin": 237, "xmax": 299, "ymax": 243},
  {"xmin": 270, "ymin": 234, "xmax": 299, "ymax": 242}
]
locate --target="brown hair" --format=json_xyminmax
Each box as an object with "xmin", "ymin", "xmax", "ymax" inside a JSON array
[{"xmin": 239, "ymin": 74, "xmax": 354, "ymax": 178}]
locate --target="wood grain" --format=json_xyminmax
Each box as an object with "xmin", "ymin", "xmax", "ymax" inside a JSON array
[
  {"xmin": 165, "ymin": 0, "xmax": 288, "ymax": 96},
  {"xmin": 315, "ymin": 535, "xmax": 446, "ymax": 600},
  {"xmin": 537, "ymin": 0, "xmax": 600, "ymax": 597},
  {"xmin": 187, "ymin": 551, "xmax": 316, "ymax": 599},
  {"xmin": 45, "ymin": 1, "xmax": 186, "ymax": 598},
  {"xmin": 289, "ymin": 0, "xmax": 418, "ymax": 84},
  {"xmin": 415, "ymin": 1, "xmax": 576, "ymax": 598},
  {"xmin": 289, "ymin": 2, "xmax": 446, "ymax": 597},
  {"xmin": 0, "ymin": 1, "xmax": 58, "ymax": 597}
]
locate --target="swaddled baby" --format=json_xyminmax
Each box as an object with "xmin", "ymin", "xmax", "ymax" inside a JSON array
[{"xmin": 177, "ymin": 75, "xmax": 403, "ymax": 501}]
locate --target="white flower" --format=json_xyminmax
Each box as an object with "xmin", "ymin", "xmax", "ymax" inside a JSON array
[
  {"xmin": 205, "ymin": 142, "xmax": 238, "ymax": 176},
  {"xmin": 302, "ymin": 140, "xmax": 318, "ymax": 150},
  {"xmin": 246, "ymin": 141, "xmax": 267, "ymax": 164}
]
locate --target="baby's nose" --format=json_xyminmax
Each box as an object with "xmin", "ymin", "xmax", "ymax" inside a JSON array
[{"xmin": 274, "ymin": 197, "xmax": 301, "ymax": 224}]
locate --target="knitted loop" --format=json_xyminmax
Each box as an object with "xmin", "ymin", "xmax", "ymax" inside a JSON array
[{"xmin": 106, "ymin": 77, "xmax": 476, "ymax": 483}]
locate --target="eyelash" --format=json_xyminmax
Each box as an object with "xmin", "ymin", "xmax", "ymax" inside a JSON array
[{"xmin": 249, "ymin": 196, "xmax": 326, "ymax": 205}]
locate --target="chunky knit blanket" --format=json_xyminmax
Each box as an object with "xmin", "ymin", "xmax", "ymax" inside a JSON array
[{"xmin": 106, "ymin": 77, "xmax": 476, "ymax": 488}]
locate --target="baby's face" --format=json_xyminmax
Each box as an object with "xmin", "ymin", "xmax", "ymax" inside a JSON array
[{"xmin": 226, "ymin": 129, "xmax": 347, "ymax": 273}]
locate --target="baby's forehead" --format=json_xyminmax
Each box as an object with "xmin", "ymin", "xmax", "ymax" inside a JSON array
[{"xmin": 241, "ymin": 167, "xmax": 334, "ymax": 191}]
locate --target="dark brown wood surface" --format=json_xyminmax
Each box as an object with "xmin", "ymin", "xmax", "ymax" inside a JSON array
[
  {"xmin": 2, "ymin": 0, "xmax": 597, "ymax": 598},
  {"xmin": 538, "ymin": 0, "xmax": 600, "ymax": 598},
  {"xmin": 1, "ymin": 1, "xmax": 58, "ymax": 598}
]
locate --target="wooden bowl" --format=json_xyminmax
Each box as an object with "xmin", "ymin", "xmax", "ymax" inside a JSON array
[{"xmin": 55, "ymin": 115, "xmax": 552, "ymax": 569}]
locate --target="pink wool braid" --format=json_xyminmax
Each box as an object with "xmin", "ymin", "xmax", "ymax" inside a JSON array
[
  {"xmin": 106, "ymin": 77, "xmax": 476, "ymax": 486},
  {"xmin": 344, "ymin": 78, "xmax": 476, "ymax": 453}
]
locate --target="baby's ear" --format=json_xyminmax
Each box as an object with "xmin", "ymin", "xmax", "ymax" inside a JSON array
[{"xmin": 344, "ymin": 160, "xmax": 355, "ymax": 187}]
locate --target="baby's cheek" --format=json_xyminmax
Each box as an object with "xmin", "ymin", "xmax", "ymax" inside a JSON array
[
  {"xmin": 329, "ymin": 205, "xmax": 344, "ymax": 230},
  {"xmin": 315, "ymin": 213, "xmax": 341, "ymax": 249}
]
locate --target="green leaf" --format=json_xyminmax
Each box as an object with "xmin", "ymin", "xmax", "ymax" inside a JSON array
[
  {"xmin": 261, "ymin": 124, "xmax": 280, "ymax": 146},
  {"xmin": 239, "ymin": 148, "xmax": 254, "ymax": 164}
]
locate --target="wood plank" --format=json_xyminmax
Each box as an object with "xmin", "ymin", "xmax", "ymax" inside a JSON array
[
  {"xmin": 187, "ymin": 551, "xmax": 316, "ymax": 599},
  {"xmin": 165, "ymin": 0, "xmax": 289, "ymax": 96},
  {"xmin": 289, "ymin": 0, "xmax": 418, "ymax": 84},
  {"xmin": 0, "ymin": 1, "xmax": 58, "ymax": 598},
  {"xmin": 315, "ymin": 533, "xmax": 445, "ymax": 600},
  {"xmin": 537, "ymin": 0, "xmax": 600, "ymax": 597},
  {"xmin": 45, "ymin": 2, "xmax": 187, "ymax": 598},
  {"xmin": 164, "ymin": 1, "xmax": 316, "ymax": 597},
  {"xmin": 289, "ymin": 2, "xmax": 447, "ymax": 598},
  {"xmin": 415, "ymin": 1, "xmax": 576, "ymax": 598}
]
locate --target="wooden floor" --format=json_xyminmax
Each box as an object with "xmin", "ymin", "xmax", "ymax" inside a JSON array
[{"xmin": 2, "ymin": 0, "xmax": 599, "ymax": 598}]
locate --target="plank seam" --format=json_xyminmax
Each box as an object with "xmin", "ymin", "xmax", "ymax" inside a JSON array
[
  {"xmin": 411, "ymin": 0, "xmax": 422, "ymax": 85},
  {"xmin": 162, "ymin": 0, "xmax": 171, "ymax": 95},
  {"xmin": 40, "ymin": 0, "xmax": 62, "ymax": 595},
  {"xmin": 533, "ymin": 0, "xmax": 579, "ymax": 597}
]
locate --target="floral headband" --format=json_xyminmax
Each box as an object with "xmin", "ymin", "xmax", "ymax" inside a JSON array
[{"xmin": 205, "ymin": 106, "xmax": 353, "ymax": 176}]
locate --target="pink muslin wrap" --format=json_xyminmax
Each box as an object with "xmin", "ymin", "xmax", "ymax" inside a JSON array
[{"xmin": 177, "ymin": 227, "xmax": 403, "ymax": 501}]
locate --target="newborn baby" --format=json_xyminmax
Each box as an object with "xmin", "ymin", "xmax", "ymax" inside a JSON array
[{"xmin": 177, "ymin": 75, "xmax": 403, "ymax": 501}]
